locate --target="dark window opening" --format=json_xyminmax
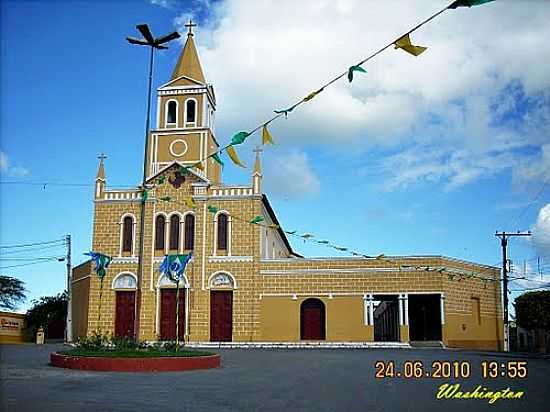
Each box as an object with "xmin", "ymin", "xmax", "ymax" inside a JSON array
[
  {"xmin": 122, "ymin": 216, "xmax": 133, "ymax": 253},
  {"xmin": 155, "ymin": 215, "xmax": 166, "ymax": 250},
  {"xmin": 217, "ymin": 214, "xmax": 228, "ymax": 250},
  {"xmin": 167, "ymin": 101, "xmax": 177, "ymax": 124},
  {"xmin": 169, "ymin": 215, "xmax": 180, "ymax": 250},
  {"xmin": 186, "ymin": 99, "xmax": 196, "ymax": 124},
  {"xmin": 184, "ymin": 214, "xmax": 195, "ymax": 250}
]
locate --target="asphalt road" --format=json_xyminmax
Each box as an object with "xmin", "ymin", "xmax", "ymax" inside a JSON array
[{"xmin": 0, "ymin": 344, "xmax": 548, "ymax": 412}]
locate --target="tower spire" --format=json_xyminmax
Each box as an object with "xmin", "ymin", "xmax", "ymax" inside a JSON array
[
  {"xmin": 171, "ymin": 19, "xmax": 206, "ymax": 82},
  {"xmin": 96, "ymin": 153, "xmax": 107, "ymax": 181},
  {"xmin": 252, "ymin": 147, "xmax": 262, "ymax": 194}
]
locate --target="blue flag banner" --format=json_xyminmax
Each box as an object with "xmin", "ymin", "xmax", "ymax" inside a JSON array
[
  {"xmin": 84, "ymin": 251, "xmax": 112, "ymax": 279},
  {"xmin": 160, "ymin": 253, "xmax": 193, "ymax": 283}
]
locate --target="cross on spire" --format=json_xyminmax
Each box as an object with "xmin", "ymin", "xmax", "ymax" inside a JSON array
[
  {"xmin": 253, "ymin": 146, "xmax": 263, "ymax": 156},
  {"xmin": 98, "ymin": 153, "xmax": 107, "ymax": 161},
  {"xmin": 185, "ymin": 19, "xmax": 197, "ymax": 36}
]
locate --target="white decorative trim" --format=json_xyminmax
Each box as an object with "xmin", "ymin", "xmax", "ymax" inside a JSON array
[
  {"xmin": 207, "ymin": 271, "xmax": 237, "ymax": 290},
  {"xmin": 112, "ymin": 257, "xmax": 139, "ymax": 264},
  {"xmin": 112, "ymin": 272, "xmax": 138, "ymax": 290},
  {"xmin": 201, "ymin": 203, "xmax": 207, "ymax": 290},
  {"xmin": 186, "ymin": 342, "xmax": 412, "ymax": 349},
  {"xmin": 118, "ymin": 213, "xmax": 137, "ymax": 257},
  {"xmin": 213, "ymin": 210, "xmax": 231, "ymax": 257},
  {"xmin": 184, "ymin": 97, "xmax": 198, "ymax": 127},
  {"xmin": 404, "ymin": 294, "xmax": 409, "ymax": 326},
  {"xmin": 440, "ymin": 294, "xmax": 446, "ymax": 325},
  {"xmin": 164, "ymin": 99, "xmax": 178, "ymax": 128},
  {"xmin": 71, "ymin": 275, "xmax": 91, "ymax": 284},
  {"xmin": 157, "ymin": 272, "xmax": 189, "ymax": 289},
  {"xmin": 208, "ymin": 256, "xmax": 252, "ymax": 263},
  {"xmin": 169, "ymin": 139, "xmax": 188, "ymax": 157}
]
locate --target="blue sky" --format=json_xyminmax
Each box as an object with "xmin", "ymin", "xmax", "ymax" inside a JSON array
[{"xmin": 1, "ymin": 0, "xmax": 549, "ymax": 312}]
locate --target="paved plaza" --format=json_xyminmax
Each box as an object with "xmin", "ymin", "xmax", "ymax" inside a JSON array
[{"xmin": 0, "ymin": 344, "xmax": 548, "ymax": 412}]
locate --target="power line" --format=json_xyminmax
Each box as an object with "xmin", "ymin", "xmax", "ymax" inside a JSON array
[
  {"xmin": 0, "ymin": 243, "xmax": 67, "ymax": 256},
  {"xmin": 0, "ymin": 238, "xmax": 66, "ymax": 249},
  {"xmin": 0, "ymin": 258, "xmax": 65, "ymax": 270},
  {"xmin": 0, "ymin": 256, "xmax": 65, "ymax": 261}
]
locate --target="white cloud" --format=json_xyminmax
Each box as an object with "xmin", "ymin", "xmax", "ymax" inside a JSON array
[
  {"xmin": 264, "ymin": 150, "xmax": 320, "ymax": 198},
  {"xmin": 532, "ymin": 203, "xmax": 550, "ymax": 257},
  {"xmin": 174, "ymin": 0, "xmax": 550, "ymax": 190},
  {"xmin": 149, "ymin": 0, "xmax": 173, "ymax": 8},
  {"xmin": 0, "ymin": 151, "xmax": 29, "ymax": 177}
]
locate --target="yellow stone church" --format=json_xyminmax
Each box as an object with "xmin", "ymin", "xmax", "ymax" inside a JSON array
[{"xmin": 71, "ymin": 29, "xmax": 504, "ymax": 350}]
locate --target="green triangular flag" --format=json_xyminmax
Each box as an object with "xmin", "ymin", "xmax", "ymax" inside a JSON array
[
  {"xmin": 179, "ymin": 166, "xmax": 190, "ymax": 176},
  {"xmin": 141, "ymin": 190, "xmax": 148, "ymax": 203},
  {"xmin": 207, "ymin": 205, "xmax": 219, "ymax": 214},
  {"xmin": 157, "ymin": 175, "xmax": 166, "ymax": 185},
  {"xmin": 212, "ymin": 153, "xmax": 224, "ymax": 167},
  {"xmin": 347, "ymin": 65, "xmax": 367, "ymax": 82},
  {"xmin": 249, "ymin": 216, "xmax": 264, "ymax": 225},
  {"xmin": 448, "ymin": 0, "xmax": 494, "ymax": 9},
  {"xmin": 231, "ymin": 131, "xmax": 250, "ymax": 146}
]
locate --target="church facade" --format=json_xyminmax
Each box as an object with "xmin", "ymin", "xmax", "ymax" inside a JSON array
[{"xmin": 71, "ymin": 30, "xmax": 504, "ymax": 350}]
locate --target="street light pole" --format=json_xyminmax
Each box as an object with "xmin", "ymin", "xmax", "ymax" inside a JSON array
[{"xmin": 127, "ymin": 24, "xmax": 180, "ymax": 340}]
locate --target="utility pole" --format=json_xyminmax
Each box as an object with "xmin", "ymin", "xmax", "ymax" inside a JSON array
[
  {"xmin": 495, "ymin": 231, "xmax": 531, "ymax": 352},
  {"xmin": 65, "ymin": 234, "xmax": 73, "ymax": 343}
]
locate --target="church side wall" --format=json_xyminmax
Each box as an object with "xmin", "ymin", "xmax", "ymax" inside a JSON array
[{"xmin": 71, "ymin": 260, "xmax": 92, "ymax": 339}]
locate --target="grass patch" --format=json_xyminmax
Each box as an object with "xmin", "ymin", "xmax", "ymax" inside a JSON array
[{"xmin": 60, "ymin": 348, "xmax": 215, "ymax": 358}]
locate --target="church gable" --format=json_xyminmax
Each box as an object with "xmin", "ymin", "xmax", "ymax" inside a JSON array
[{"xmin": 158, "ymin": 75, "xmax": 205, "ymax": 89}]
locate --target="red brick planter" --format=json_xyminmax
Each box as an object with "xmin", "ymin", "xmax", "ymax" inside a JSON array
[{"xmin": 50, "ymin": 352, "xmax": 221, "ymax": 372}]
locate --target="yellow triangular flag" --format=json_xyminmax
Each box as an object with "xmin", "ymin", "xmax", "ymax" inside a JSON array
[
  {"xmin": 394, "ymin": 34, "xmax": 427, "ymax": 56},
  {"xmin": 184, "ymin": 197, "xmax": 196, "ymax": 209},
  {"xmin": 302, "ymin": 88, "xmax": 323, "ymax": 102},
  {"xmin": 194, "ymin": 162, "xmax": 204, "ymax": 171},
  {"xmin": 262, "ymin": 125, "xmax": 275, "ymax": 145},
  {"xmin": 226, "ymin": 145, "xmax": 246, "ymax": 168}
]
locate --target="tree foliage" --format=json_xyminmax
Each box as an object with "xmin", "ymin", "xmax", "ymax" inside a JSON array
[
  {"xmin": 0, "ymin": 275, "xmax": 26, "ymax": 310},
  {"xmin": 25, "ymin": 291, "xmax": 67, "ymax": 336},
  {"xmin": 515, "ymin": 291, "xmax": 550, "ymax": 330}
]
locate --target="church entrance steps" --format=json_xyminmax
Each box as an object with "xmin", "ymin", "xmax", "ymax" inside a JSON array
[
  {"xmin": 186, "ymin": 342, "xmax": 412, "ymax": 349},
  {"xmin": 409, "ymin": 341, "xmax": 445, "ymax": 349}
]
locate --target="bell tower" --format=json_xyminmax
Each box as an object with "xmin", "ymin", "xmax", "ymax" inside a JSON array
[{"xmin": 148, "ymin": 20, "xmax": 221, "ymax": 183}]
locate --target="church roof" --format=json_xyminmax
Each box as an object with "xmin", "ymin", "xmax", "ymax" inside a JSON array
[
  {"xmin": 171, "ymin": 32, "xmax": 206, "ymax": 83},
  {"xmin": 262, "ymin": 194, "xmax": 302, "ymax": 258}
]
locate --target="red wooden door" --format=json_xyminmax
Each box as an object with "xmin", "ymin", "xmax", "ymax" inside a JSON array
[
  {"xmin": 160, "ymin": 289, "xmax": 185, "ymax": 340},
  {"xmin": 210, "ymin": 291, "xmax": 232, "ymax": 342},
  {"xmin": 115, "ymin": 291, "xmax": 135, "ymax": 338},
  {"xmin": 301, "ymin": 298, "xmax": 325, "ymax": 340}
]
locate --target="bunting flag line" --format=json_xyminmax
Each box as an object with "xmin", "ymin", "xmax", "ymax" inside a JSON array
[
  {"xmin": 301, "ymin": 233, "xmax": 314, "ymax": 239},
  {"xmin": 262, "ymin": 125, "xmax": 275, "ymax": 145},
  {"xmin": 160, "ymin": 253, "xmax": 193, "ymax": 283},
  {"xmin": 250, "ymin": 216, "xmax": 265, "ymax": 224},
  {"xmin": 347, "ymin": 65, "xmax": 367, "ymax": 82},
  {"xmin": 449, "ymin": 0, "xmax": 494, "ymax": 8},
  {"xmin": 394, "ymin": 34, "xmax": 427, "ymax": 56},
  {"xmin": 207, "ymin": 205, "xmax": 219, "ymax": 214},
  {"xmin": 212, "ymin": 153, "xmax": 224, "ymax": 167},
  {"xmin": 157, "ymin": 175, "xmax": 166, "ymax": 185},
  {"xmin": 141, "ymin": 189, "xmax": 148, "ymax": 203},
  {"xmin": 269, "ymin": 224, "xmax": 280, "ymax": 229},
  {"xmin": 84, "ymin": 251, "xmax": 112, "ymax": 279},
  {"xmin": 226, "ymin": 145, "xmax": 246, "ymax": 168},
  {"xmin": 317, "ymin": 240, "xmax": 330, "ymax": 244},
  {"xmin": 302, "ymin": 88, "xmax": 324, "ymax": 102},
  {"xmin": 231, "ymin": 131, "xmax": 250, "ymax": 146},
  {"xmin": 274, "ymin": 105, "xmax": 296, "ymax": 117}
]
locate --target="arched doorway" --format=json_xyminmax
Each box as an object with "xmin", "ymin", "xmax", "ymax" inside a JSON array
[
  {"xmin": 300, "ymin": 298, "xmax": 326, "ymax": 340},
  {"xmin": 156, "ymin": 274, "xmax": 188, "ymax": 341},
  {"xmin": 112, "ymin": 273, "xmax": 137, "ymax": 338},
  {"xmin": 209, "ymin": 272, "xmax": 236, "ymax": 342}
]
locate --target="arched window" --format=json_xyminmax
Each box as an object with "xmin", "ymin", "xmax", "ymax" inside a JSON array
[
  {"xmin": 184, "ymin": 214, "xmax": 195, "ymax": 250},
  {"xmin": 167, "ymin": 101, "xmax": 177, "ymax": 124},
  {"xmin": 217, "ymin": 213, "xmax": 228, "ymax": 250},
  {"xmin": 122, "ymin": 216, "xmax": 133, "ymax": 253},
  {"xmin": 169, "ymin": 215, "xmax": 180, "ymax": 250},
  {"xmin": 186, "ymin": 99, "xmax": 196, "ymax": 124},
  {"xmin": 155, "ymin": 215, "xmax": 166, "ymax": 250}
]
